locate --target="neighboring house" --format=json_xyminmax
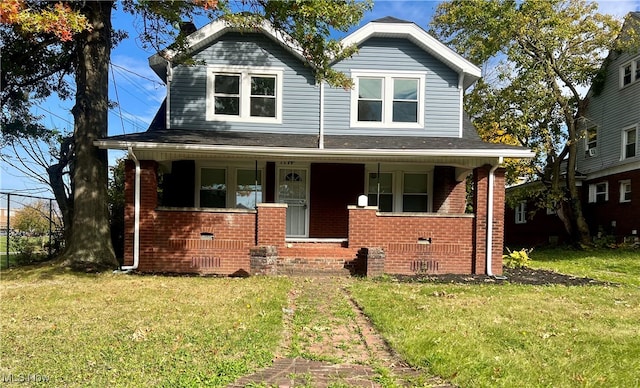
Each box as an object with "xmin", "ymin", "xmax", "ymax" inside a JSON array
[
  {"xmin": 96, "ymin": 17, "xmax": 532, "ymax": 276},
  {"xmin": 505, "ymin": 12, "xmax": 640, "ymax": 247}
]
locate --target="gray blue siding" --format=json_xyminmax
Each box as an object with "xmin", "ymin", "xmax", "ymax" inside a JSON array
[
  {"xmin": 325, "ymin": 38, "xmax": 461, "ymax": 137},
  {"xmin": 578, "ymin": 48, "xmax": 640, "ymax": 174},
  {"xmin": 169, "ymin": 33, "xmax": 319, "ymax": 134}
]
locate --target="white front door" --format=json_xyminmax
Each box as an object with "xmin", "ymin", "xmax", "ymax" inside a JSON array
[{"xmin": 277, "ymin": 167, "xmax": 308, "ymax": 237}]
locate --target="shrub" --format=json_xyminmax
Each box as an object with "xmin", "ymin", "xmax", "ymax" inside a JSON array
[{"xmin": 503, "ymin": 247, "xmax": 532, "ymax": 269}]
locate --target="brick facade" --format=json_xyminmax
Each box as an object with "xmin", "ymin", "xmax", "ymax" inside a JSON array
[{"xmin": 125, "ymin": 161, "xmax": 506, "ymax": 276}]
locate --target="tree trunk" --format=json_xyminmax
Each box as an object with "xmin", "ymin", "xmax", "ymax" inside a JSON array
[
  {"xmin": 61, "ymin": 1, "xmax": 117, "ymax": 270},
  {"xmin": 565, "ymin": 124, "xmax": 591, "ymax": 246}
]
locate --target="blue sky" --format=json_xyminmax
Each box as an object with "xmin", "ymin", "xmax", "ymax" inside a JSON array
[{"xmin": 1, "ymin": 0, "xmax": 639, "ymax": 195}]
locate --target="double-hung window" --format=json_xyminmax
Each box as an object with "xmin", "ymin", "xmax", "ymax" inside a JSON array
[
  {"xmin": 199, "ymin": 166, "xmax": 263, "ymax": 209},
  {"xmin": 351, "ymin": 72, "xmax": 424, "ymax": 128},
  {"xmin": 588, "ymin": 182, "xmax": 609, "ymax": 203},
  {"xmin": 622, "ymin": 125, "xmax": 638, "ymax": 159},
  {"xmin": 367, "ymin": 170, "xmax": 430, "ymax": 212},
  {"xmin": 620, "ymin": 56, "xmax": 640, "ymax": 88},
  {"xmin": 584, "ymin": 125, "xmax": 597, "ymax": 157},
  {"xmin": 619, "ymin": 180, "xmax": 632, "ymax": 203},
  {"xmin": 206, "ymin": 66, "xmax": 283, "ymax": 122},
  {"xmin": 515, "ymin": 201, "xmax": 526, "ymax": 224}
]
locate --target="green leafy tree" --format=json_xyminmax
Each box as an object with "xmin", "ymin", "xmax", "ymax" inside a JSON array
[
  {"xmin": 431, "ymin": 0, "xmax": 639, "ymax": 245},
  {"xmin": 13, "ymin": 200, "xmax": 52, "ymax": 235},
  {"xmin": 2, "ymin": 0, "xmax": 371, "ymax": 270}
]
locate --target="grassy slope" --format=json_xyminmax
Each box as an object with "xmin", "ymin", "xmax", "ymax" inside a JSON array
[
  {"xmin": 1, "ymin": 264, "xmax": 290, "ymax": 387},
  {"xmin": 350, "ymin": 250, "xmax": 640, "ymax": 387}
]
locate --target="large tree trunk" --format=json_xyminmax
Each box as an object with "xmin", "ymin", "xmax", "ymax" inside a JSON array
[
  {"xmin": 61, "ymin": 1, "xmax": 117, "ymax": 270},
  {"xmin": 565, "ymin": 124, "xmax": 591, "ymax": 246}
]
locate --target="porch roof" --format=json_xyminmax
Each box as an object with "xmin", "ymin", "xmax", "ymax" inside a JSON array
[{"xmin": 96, "ymin": 129, "xmax": 534, "ymax": 163}]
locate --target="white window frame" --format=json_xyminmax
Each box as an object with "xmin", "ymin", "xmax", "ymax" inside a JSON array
[
  {"xmin": 620, "ymin": 55, "xmax": 640, "ymax": 88},
  {"xmin": 588, "ymin": 182, "xmax": 609, "ymax": 204},
  {"xmin": 619, "ymin": 180, "xmax": 632, "ymax": 203},
  {"xmin": 350, "ymin": 70, "xmax": 425, "ymax": 129},
  {"xmin": 195, "ymin": 162, "xmax": 265, "ymax": 209},
  {"xmin": 515, "ymin": 201, "xmax": 527, "ymax": 224},
  {"xmin": 584, "ymin": 125, "xmax": 597, "ymax": 157},
  {"xmin": 365, "ymin": 165, "xmax": 432, "ymax": 212},
  {"xmin": 206, "ymin": 66, "xmax": 283, "ymax": 123},
  {"xmin": 621, "ymin": 124, "xmax": 638, "ymax": 160}
]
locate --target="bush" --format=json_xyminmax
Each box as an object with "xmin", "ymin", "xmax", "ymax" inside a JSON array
[
  {"xmin": 10, "ymin": 236, "xmax": 48, "ymax": 266},
  {"xmin": 503, "ymin": 248, "xmax": 532, "ymax": 269}
]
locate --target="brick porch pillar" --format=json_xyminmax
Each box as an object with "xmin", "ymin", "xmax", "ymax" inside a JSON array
[
  {"xmin": 347, "ymin": 205, "xmax": 378, "ymax": 247},
  {"xmin": 124, "ymin": 160, "xmax": 158, "ymax": 268},
  {"xmin": 473, "ymin": 165, "xmax": 506, "ymax": 275},
  {"xmin": 256, "ymin": 203, "xmax": 287, "ymax": 247}
]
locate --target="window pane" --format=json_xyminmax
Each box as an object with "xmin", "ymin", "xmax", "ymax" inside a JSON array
[
  {"xmin": 403, "ymin": 195, "xmax": 427, "ymax": 212},
  {"xmin": 393, "ymin": 101, "xmax": 418, "ymax": 122},
  {"xmin": 215, "ymin": 96, "xmax": 240, "ymax": 115},
  {"xmin": 627, "ymin": 129, "xmax": 636, "ymax": 144},
  {"xmin": 358, "ymin": 100, "xmax": 382, "ymax": 122},
  {"xmin": 623, "ymin": 64, "xmax": 632, "ymax": 85},
  {"xmin": 250, "ymin": 97, "xmax": 276, "ymax": 117},
  {"xmin": 404, "ymin": 173, "xmax": 427, "ymax": 194},
  {"xmin": 201, "ymin": 168, "xmax": 226, "ymax": 208},
  {"xmin": 393, "ymin": 79, "xmax": 418, "ymax": 100},
  {"xmin": 368, "ymin": 173, "xmax": 392, "ymax": 193},
  {"xmin": 251, "ymin": 76, "xmax": 275, "ymax": 96},
  {"xmin": 626, "ymin": 143, "xmax": 636, "ymax": 158},
  {"xmin": 215, "ymin": 75, "xmax": 240, "ymax": 94},
  {"xmin": 236, "ymin": 170, "xmax": 262, "ymax": 209},
  {"xmin": 368, "ymin": 194, "xmax": 393, "ymax": 212},
  {"xmin": 359, "ymin": 78, "xmax": 382, "ymax": 99},
  {"xmin": 635, "ymin": 60, "xmax": 640, "ymax": 81}
]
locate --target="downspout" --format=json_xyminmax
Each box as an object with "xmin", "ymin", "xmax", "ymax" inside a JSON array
[
  {"xmin": 486, "ymin": 156, "xmax": 503, "ymax": 276},
  {"xmin": 458, "ymin": 73, "xmax": 464, "ymax": 138},
  {"xmin": 319, "ymin": 82, "xmax": 325, "ymax": 149},
  {"xmin": 166, "ymin": 61, "xmax": 172, "ymax": 130},
  {"xmin": 120, "ymin": 146, "xmax": 141, "ymax": 271}
]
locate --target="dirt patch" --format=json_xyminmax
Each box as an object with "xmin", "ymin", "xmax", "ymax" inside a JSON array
[{"xmin": 391, "ymin": 267, "xmax": 614, "ymax": 286}]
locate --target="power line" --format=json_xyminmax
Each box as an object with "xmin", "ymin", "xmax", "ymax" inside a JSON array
[{"xmin": 110, "ymin": 62, "xmax": 164, "ymax": 87}]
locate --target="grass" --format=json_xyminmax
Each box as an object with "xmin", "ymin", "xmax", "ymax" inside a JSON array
[
  {"xmin": 0, "ymin": 263, "xmax": 290, "ymax": 387},
  {"xmin": 350, "ymin": 249, "xmax": 640, "ymax": 387},
  {"xmin": 529, "ymin": 247, "xmax": 640, "ymax": 286}
]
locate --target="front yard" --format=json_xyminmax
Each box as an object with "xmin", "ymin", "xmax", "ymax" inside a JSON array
[{"xmin": 1, "ymin": 248, "xmax": 638, "ymax": 387}]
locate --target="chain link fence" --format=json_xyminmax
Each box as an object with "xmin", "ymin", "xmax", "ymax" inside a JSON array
[{"xmin": 0, "ymin": 192, "xmax": 63, "ymax": 269}]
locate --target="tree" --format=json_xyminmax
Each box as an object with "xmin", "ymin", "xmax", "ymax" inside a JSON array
[
  {"xmin": 13, "ymin": 200, "xmax": 55, "ymax": 235},
  {"xmin": 431, "ymin": 0, "xmax": 638, "ymax": 246},
  {"xmin": 1, "ymin": 0, "xmax": 372, "ymax": 270}
]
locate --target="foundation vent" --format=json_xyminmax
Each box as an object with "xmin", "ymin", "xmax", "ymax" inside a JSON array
[
  {"xmin": 411, "ymin": 260, "xmax": 439, "ymax": 274},
  {"xmin": 191, "ymin": 256, "xmax": 221, "ymax": 269}
]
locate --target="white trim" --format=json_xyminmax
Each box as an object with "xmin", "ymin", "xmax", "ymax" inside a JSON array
[
  {"xmin": 276, "ymin": 164, "xmax": 310, "ymax": 238},
  {"xmin": 619, "ymin": 179, "xmax": 632, "ymax": 203},
  {"xmin": 584, "ymin": 160, "xmax": 640, "ymax": 180},
  {"xmin": 364, "ymin": 164, "xmax": 433, "ymax": 213},
  {"xmin": 619, "ymin": 54, "xmax": 640, "ymax": 88},
  {"xmin": 350, "ymin": 71, "xmax": 425, "ymax": 129},
  {"xmin": 588, "ymin": 181, "xmax": 609, "ymax": 203},
  {"xmin": 95, "ymin": 140, "xmax": 535, "ymax": 159},
  {"xmin": 340, "ymin": 21, "xmax": 481, "ymax": 89},
  {"xmin": 319, "ymin": 82, "xmax": 325, "ymax": 149},
  {"xmin": 205, "ymin": 66, "xmax": 283, "ymax": 123},
  {"xmin": 621, "ymin": 123, "xmax": 639, "ymax": 160},
  {"xmin": 195, "ymin": 161, "xmax": 265, "ymax": 209},
  {"xmin": 458, "ymin": 73, "xmax": 464, "ymax": 138},
  {"xmin": 166, "ymin": 63, "xmax": 172, "ymax": 130},
  {"xmin": 514, "ymin": 201, "xmax": 527, "ymax": 224}
]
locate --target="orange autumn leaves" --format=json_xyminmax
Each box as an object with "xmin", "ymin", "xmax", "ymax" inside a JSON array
[{"xmin": 0, "ymin": 0, "xmax": 89, "ymax": 41}]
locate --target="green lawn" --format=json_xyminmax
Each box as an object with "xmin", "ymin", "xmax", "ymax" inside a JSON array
[
  {"xmin": 350, "ymin": 249, "xmax": 640, "ymax": 387},
  {"xmin": 1, "ymin": 264, "xmax": 290, "ymax": 387}
]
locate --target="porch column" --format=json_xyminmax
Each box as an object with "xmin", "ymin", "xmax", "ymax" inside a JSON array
[
  {"xmin": 347, "ymin": 205, "xmax": 378, "ymax": 247},
  {"xmin": 472, "ymin": 165, "xmax": 506, "ymax": 275},
  {"xmin": 256, "ymin": 203, "xmax": 287, "ymax": 247}
]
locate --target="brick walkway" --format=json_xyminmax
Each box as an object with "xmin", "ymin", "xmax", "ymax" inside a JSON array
[{"xmin": 228, "ymin": 277, "xmax": 454, "ymax": 387}]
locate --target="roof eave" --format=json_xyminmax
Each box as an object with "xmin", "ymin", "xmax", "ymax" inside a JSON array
[
  {"xmin": 94, "ymin": 140, "xmax": 534, "ymax": 159},
  {"xmin": 340, "ymin": 22, "xmax": 481, "ymax": 89}
]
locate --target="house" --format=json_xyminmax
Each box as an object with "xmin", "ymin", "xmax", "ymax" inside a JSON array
[
  {"xmin": 96, "ymin": 17, "xmax": 533, "ymax": 276},
  {"xmin": 504, "ymin": 12, "xmax": 640, "ymax": 247}
]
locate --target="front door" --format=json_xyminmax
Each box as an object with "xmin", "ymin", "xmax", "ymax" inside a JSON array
[{"xmin": 277, "ymin": 167, "xmax": 308, "ymax": 237}]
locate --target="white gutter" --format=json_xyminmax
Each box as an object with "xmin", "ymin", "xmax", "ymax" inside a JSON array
[
  {"xmin": 486, "ymin": 156, "xmax": 503, "ymax": 276},
  {"xmin": 319, "ymin": 82, "xmax": 325, "ymax": 149},
  {"xmin": 120, "ymin": 147, "xmax": 141, "ymax": 271},
  {"xmin": 166, "ymin": 62, "xmax": 172, "ymax": 130},
  {"xmin": 95, "ymin": 140, "xmax": 535, "ymax": 159}
]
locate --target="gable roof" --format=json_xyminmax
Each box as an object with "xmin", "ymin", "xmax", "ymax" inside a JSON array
[
  {"xmin": 340, "ymin": 18, "xmax": 481, "ymax": 89},
  {"xmin": 149, "ymin": 19, "xmax": 307, "ymax": 82}
]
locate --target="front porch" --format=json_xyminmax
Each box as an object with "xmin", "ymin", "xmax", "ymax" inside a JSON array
[{"xmin": 124, "ymin": 160, "xmax": 503, "ymax": 276}]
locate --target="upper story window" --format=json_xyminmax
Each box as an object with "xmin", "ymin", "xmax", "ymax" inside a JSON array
[
  {"xmin": 515, "ymin": 201, "xmax": 526, "ymax": 224},
  {"xmin": 622, "ymin": 125, "xmax": 638, "ymax": 160},
  {"xmin": 367, "ymin": 170, "xmax": 430, "ymax": 212},
  {"xmin": 351, "ymin": 71, "xmax": 425, "ymax": 128},
  {"xmin": 620, "ymin": 56, "xmax": 640, "ymax": 88},
  {"xmin": 206, "ymin": 66, "xmax": 283, "ymax": 123},
  {"xmin": 584, "ymin": 125, "xmax": 598, "ymax": 157},
  {"xmin": 588, "ymin": 182, "xmax": 608, "ymax": 204}
]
